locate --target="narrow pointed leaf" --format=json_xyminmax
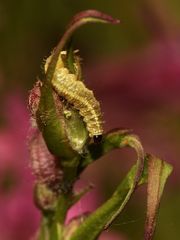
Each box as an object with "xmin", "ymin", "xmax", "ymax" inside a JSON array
[
  {"xmin": 69, "ymin": 161, "xmax": 147, "ymax": 240},
  {"xmin": 46, "ymin": 10, "xmax": 120, "ymax": 84},
  {"xmin": 69, "ymin": 132, "xmax": 145, "ymax": 240},
  {"xmin": 144, "ymin": 155, "xmax": 173, "ymax": 240}
]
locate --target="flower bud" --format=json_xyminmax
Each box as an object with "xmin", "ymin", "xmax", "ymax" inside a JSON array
[
  {"xmin": 34, "ymin": 183, "xmax": 58, "ymax": 212},
  {"xmin": 29, "ymin": 130, "xmax": 63, "ymax": 192},
  {"xmin": 32, "ymin": 49, "xmax": 89, "ymax": 163}
]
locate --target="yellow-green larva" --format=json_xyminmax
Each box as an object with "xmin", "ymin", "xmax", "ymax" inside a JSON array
[{"xmin": 45, "ymin": 51, "xmax": 103, "ymax": 141}]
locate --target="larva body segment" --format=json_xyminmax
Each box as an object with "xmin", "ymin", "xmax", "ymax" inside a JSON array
[
  {"xmin": 45, "ymin": 51, "xmax": 103, "ymax": 139},
  {"xmin": 52, "ymin": 67, "xmax": 103, "ymax": 138},
  {"xmin": 52, "ymin": 68, "xmax": 103, "ymax": 137}
]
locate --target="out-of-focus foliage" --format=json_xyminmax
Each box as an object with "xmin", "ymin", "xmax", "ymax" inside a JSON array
[{"xmin": 0, "ymin": 0, "xmax": 155, "ymax": 92}]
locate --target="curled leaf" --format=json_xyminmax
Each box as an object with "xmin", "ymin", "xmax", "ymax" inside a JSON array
[
  {"xmin": 103, "ymin": 133, "xmax": 145, "ymax": 228},
  {"xmin": 46, "ymin": 9, "xmax": 120, "ymax": 83},
  {"xmin": 69, "ymin": 131, "xmax": 145, "ymax": 240},
  {"xmin": 67, "ymin": 9, "xmax": 120, "ymax": 27},
  {"xmin": 69, "ymin": 164, "xmax": 147, "ymax": 240}
]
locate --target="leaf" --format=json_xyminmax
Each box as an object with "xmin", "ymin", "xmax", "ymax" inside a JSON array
[
  {"xmin": 36, "ymin": 83, "xmax": 79, "ymax": 161},
  {"xmin": 68, "ymin": 162, "xmax": 147, "ymax": 240},
  {"xmin": 144, "ymin": 154, "xmax": 173, "ymax": 240},
  {"xmin": 46, "ymin": 9, "xmax": 120, "ymax": 84},
  {"xmin": 69, "ymin": 131, "xmax": 172, "ymax": 240},
  {"xmin": 80, "ymin": 130, "xmax": 144, "ymax": 178},
  {"xmin": 69, "ymin": 131, "xmax": 145, "ymax": 240},
  {"xmin": 83, "ymin": 131, "xmax": 146, "ymax": 228},
  {"xmin": 80, "ymin": 130, "xmax": 131, "ymax": 170}
]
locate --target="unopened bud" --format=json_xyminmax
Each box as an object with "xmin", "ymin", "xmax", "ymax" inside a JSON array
[{"xmin": 29, "ymin": 130, "xmax": 63, "ymax": 192}]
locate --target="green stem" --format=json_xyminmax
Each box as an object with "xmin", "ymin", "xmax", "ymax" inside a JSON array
[
  {"xmin": 37, "ymin": 193, "xmax": 71, "ymax": 240},
  {"xmin": 55, "ymin": 193, "xmax": 72, "ymax": 224}
]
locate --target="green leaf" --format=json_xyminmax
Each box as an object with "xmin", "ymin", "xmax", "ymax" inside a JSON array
[
  {"xmin": 36, "ymin": 83, "xmax": 79, "ymax": 162},
  {"xmin": 80, "ymin": 130, "xmax": 131, "ymax": 169},
  {"xmin": 69, "ymin": 161, "xmax": 147, "ymax": 240},
  {"xmin": 144, "ymin": 154, "xmax": 173, "ymax": 240},
  {"xmin": 85, "ymin": 131, "xmax": 145, "ymax": 228},
  {"xmin": 69, "ymin": 131, "xmax": 145, "ymax": 240},
  {"xmin": 46, "ymin": 9, "xmax": 120, "ymax": 85}
]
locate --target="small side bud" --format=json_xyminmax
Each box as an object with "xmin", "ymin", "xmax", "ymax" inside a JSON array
[
  {"xmin": 34, "ymin": 183, "xmax": 58, "ymax": 212},
  {"xmin": 29, "ymin": 130, "xmax": 63, "ymax": 193}
]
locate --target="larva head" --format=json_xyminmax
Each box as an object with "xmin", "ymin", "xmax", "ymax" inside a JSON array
[
  {"xmin": 93, "ymin": 135, "xmax": 103, "ymax": 144},
  {"xmin": 44, "ymin": 51, "xmax": 66, "ymax": 73},
  {"xmin": 44, "ymin": 50, "xmax": 81, "ymax": 77}
]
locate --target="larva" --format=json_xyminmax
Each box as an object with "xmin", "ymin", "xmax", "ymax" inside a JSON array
[{"xmin": 45, "ymin": 51, "xmax": 103, "ymax": 142}]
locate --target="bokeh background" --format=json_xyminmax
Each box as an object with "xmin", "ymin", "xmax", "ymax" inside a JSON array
[{"xmin": 0, "ymin": 0, "xmax": 180, "ymax": 239}]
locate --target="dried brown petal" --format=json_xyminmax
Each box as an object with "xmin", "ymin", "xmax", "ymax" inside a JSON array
[{"xmin": 28, "ymin": 80, "xmax": 42, "ymax": 118}]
